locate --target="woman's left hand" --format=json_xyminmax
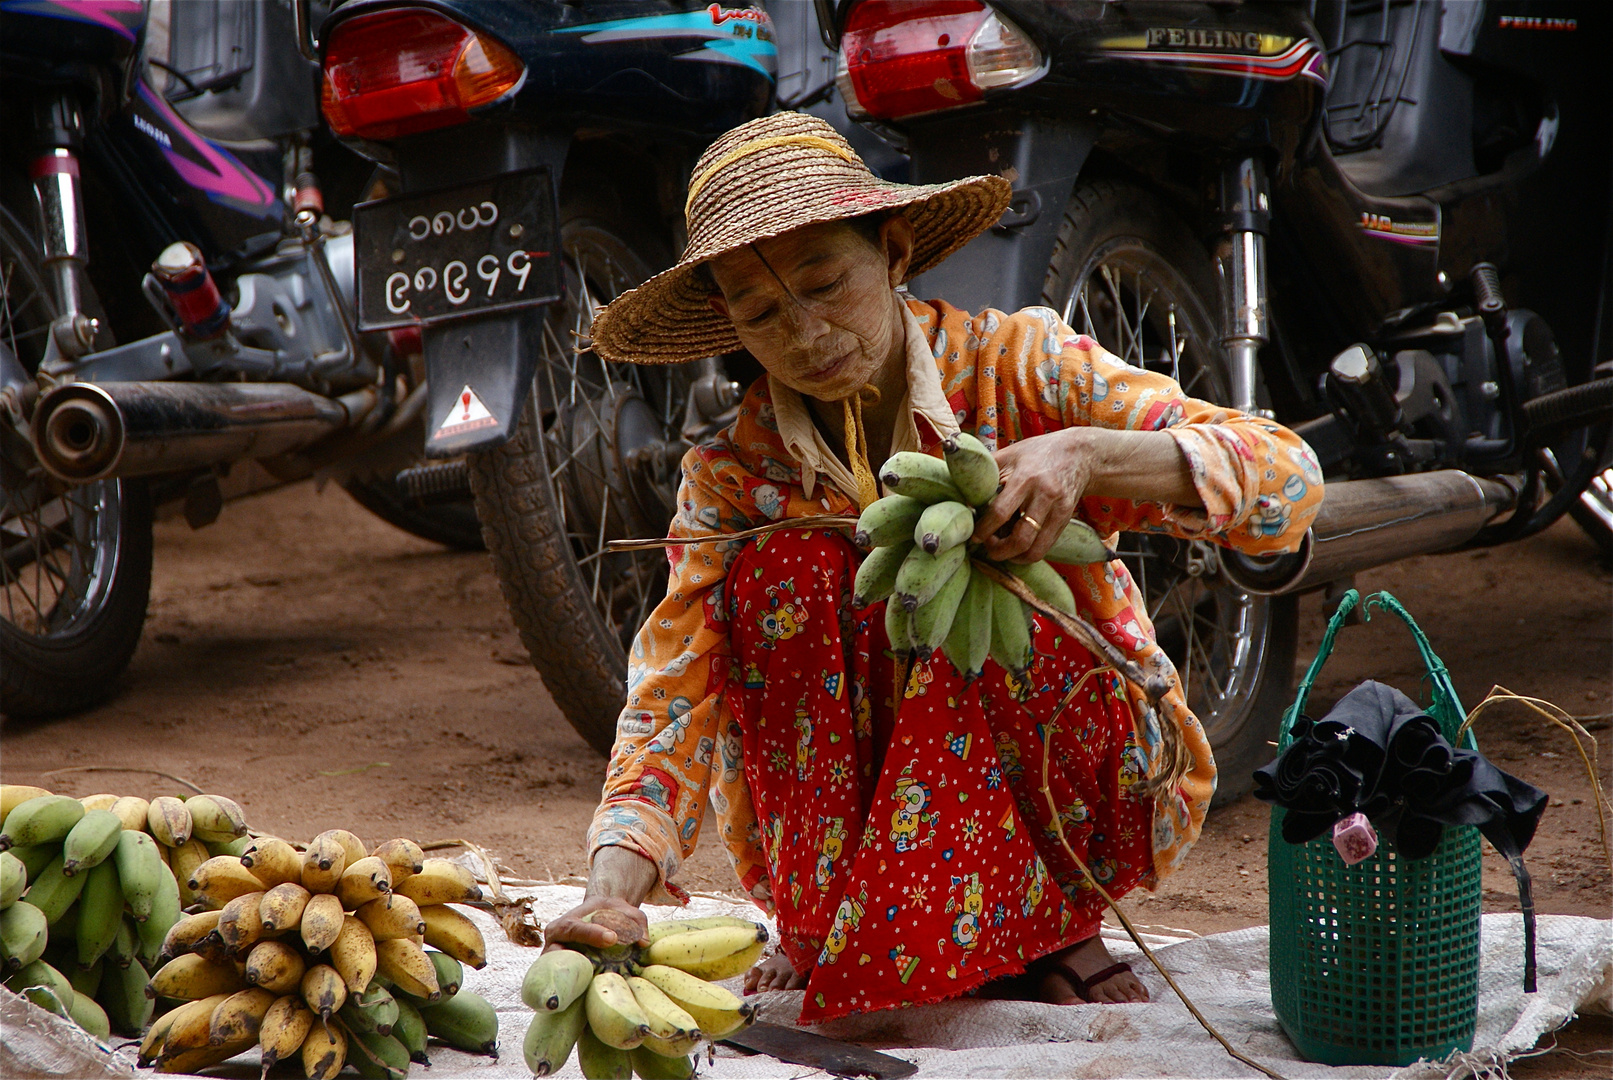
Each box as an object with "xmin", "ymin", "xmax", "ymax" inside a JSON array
[{"xmin": 971, "ymin": 428, "xmax": 1096, "ymax": 563}]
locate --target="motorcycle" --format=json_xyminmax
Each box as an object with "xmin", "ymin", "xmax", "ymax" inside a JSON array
[
  {"xmin": 0, "ymin": 0, "xmax": 772, "ymax": 731},
  {"xmin": 805, "ymin": 0, "xmax": 1613, "ymax": 800}
]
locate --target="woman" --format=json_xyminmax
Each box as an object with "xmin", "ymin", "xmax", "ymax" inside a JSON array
[{"xmin": 545, "ymin": 113, "xmax": 1322, "ymax": 1021}]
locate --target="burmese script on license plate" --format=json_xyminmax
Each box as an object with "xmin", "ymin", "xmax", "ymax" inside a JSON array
[{"xmin": 353, "ymin": 168, "xmax": 561, "ymax": 330}]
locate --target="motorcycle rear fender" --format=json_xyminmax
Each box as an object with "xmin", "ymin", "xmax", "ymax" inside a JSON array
[{"xmin": 903, "ymin": 112, "xmax": 1097, "ymax": 314}]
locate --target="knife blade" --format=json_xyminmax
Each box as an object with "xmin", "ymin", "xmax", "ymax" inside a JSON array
[{"xmin": 721, "ymin": 1021, "xmax": 919, "ymax": 1079}]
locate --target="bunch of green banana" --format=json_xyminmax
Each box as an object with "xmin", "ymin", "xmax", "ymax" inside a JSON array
[
  {"xmin": 853, "ymin": 434, "xmax": 1114, "ymax": 678},
  {"xmin": 147, "ymin": 829, "xmax": 494, "ymax": 1077},
  {"xmin": 0, "ymin": 785, "xmax": 242, "ymax": 1041},
  {"xmin": 521, "ymin": 915, "xmax": 765, "ymax": 1078}
]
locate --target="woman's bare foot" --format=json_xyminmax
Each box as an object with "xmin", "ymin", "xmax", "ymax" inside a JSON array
[
  {"xmin": 743, "ymin": 951, "xmax": 810, "ymax": 995},
  {"xmin": 1038, "ymin": 935, "xmax": 1149, "ymax": 1004}
]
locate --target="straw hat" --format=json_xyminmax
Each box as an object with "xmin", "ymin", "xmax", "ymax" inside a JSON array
[{"xmin": 589, "ymin": 113, "xmax": 1011, "ymax": 366}]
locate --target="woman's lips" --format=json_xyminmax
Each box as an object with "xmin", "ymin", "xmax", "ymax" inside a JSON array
[{"xmin": 809, "ymin": 350, "xmax": 855, "ymax": 383}]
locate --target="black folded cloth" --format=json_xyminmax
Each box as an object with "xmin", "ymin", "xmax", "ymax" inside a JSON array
[{"xmin": 1254, "ymin": 680, "xmax": 1548, "ymax": 991}]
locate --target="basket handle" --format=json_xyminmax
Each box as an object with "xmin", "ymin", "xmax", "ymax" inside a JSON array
[{"xmin": 1278, "ymin": 589, "xmax": 1471, "ymax": 748}]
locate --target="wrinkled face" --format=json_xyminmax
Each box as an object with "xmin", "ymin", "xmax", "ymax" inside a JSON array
[{"xmin": 707, "ymin": 217, "xmax": 914, "ymax": 402}]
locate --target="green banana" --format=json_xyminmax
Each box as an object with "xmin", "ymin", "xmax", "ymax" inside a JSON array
[
  {"xmin": 67, "ymin": 989, "xmax": 112, "ymax": 1040},
  {"xmin": 18, "ymin": 853, "xmax": 84, "ymax": 925},
  {"xmin": 419, "ymin": 989, "xmax": 499, "ymax": 1056},
  {"xmin": 523, "ymin": 993, "xmax": 588, "ymax": 1077},
  {"xmin": 894, "ymin": 543, "xmax": 967, "ymax": 612},
  {"xmin": 98, "ymin": 955, "xmax": 154, "ymax": 1035},
  {"xmin": 989, "ymin": 578, "xmax": 1033, "ymax": 673},
  {"xmin": 343, "ymin": 1024, "xmax": 411, "ymax": 1080},
  {"xmin": 630, "ymin": 1046, "xmax": 696, "ymax": 1080},
  {"xmin": 426, "ymin": 947, "xmax": 463, "ymax": 999},
  {"xmin": 911, "ymin": 560, "xmax": 972, "ymax": 660},
  {"xmin": 1006, "ymin": 559, "xmax": 1077, "ymax": 617},
  {"xmin": 942, "ymin": 431, "xmax": 1000, "ymax": 507},
  {"xmin": 340, "ymin": 982, "xmax": 399, "ymax": 1036},
  {"xmin": 110, "ymin": 914, "xmax": 138, "ymax": 969},
  {"xmin": 914, "ymin": 499, "xmax": 975, "ymax": 555},
  {"xmin": 7, "ymin": 958, "xmax": 72, "ymax": 1002},
  {"xmin": 523, "ymin": 947, "xmax": 597, "ymax": 1012},
  {"xmin": 1, "ymin": 852, "xmax": 26, "ymax": 908},
  {"xmin": 20, "ymin": 983, "xmax": 70, "ymax": 1020},
  {"xmin": 10, "ymin": 844, "xmax": 58, "ymax": 883},
  {"xmin": 853, "ymin": 494, "xmax": 926, "ymax": 549},
  {"xmin": 878, "ymin": 451, "xmax": 963, "ymax": 504},
  {"xmin": 1, "ymin": 900, "xmax": 49, "ymax": 969},
  {"xmin": 576, "ymin": 1025, "xmax": 634, "ymax": 1080},
  {"xmin": 1045, "ymin": 517, "xmax": 1115, "ymax": 565},
  {"xmin": 113, "ymin": 829, "xmax": 164, "ymax": 922},
  {"xmin": 390, "ymin": 995, "xmax": 431, "ymax": 1065},
  {"xmin": 943, "ymin": 567, "xmax": 994, "ymax": 682},
  {"xmin": 884, "ymin": 595, "xmax": 914, "ymax": 656},
  {"xmin": 206, "ymin": 835, "xmax": 253, "ymax": 858},
  {"xmin": 0, "ymin": 795, "xmax": 85, "ymax": 851},
  {"xmin": 852, "ymin": 540, "xmax": 913, "ymax": 607},
  {"xmin": 136, "ymin": 863, "xmax": 181, "ymax": 969},
  {"xmin": 68, "ymin": 955, "xmax": 103, "ymax": 997},
  {"xmin": 60, "ymin": 810, "xmax": 122, "ymax": 876},
  {"xmin": 75, "ymin": 859, "xmax": 123, "ymax": 968}
]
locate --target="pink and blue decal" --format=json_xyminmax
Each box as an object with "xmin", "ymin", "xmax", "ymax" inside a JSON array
[
  {"xmin": 132, "ymin": 82, "xmax": 279, "ymax": 219},
  {"xmin": 0, "ymin": 0, "xmax": 143, "ymax": 41},
  {"xmin": 557, "ymin": 4, "xmax": 776, "ymax": 79}
]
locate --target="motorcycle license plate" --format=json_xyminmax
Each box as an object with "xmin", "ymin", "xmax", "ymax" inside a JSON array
[{"xmin": 353, "ymin": 168, "xmax": 561, "ymax": 331}]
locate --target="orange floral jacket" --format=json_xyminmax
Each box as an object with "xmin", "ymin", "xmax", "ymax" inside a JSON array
[{"xmin": 589, "ymin": 298, "xmax": 1323, "ymax": 908}]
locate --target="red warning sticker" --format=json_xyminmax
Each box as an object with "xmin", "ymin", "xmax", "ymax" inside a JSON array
[{"xmin": 433, "ymin": 384, "xmax": 498, "ymax": 440}]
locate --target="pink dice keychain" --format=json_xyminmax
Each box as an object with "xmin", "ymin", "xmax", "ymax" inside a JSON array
[{"xmin": 1332, "ymin": 812, "xmax": 1379, "ymax": 865}]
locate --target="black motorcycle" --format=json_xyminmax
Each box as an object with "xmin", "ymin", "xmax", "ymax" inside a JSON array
[
  {"xmin": 0, "ymin": 0, "xmax": 771, "ymax": 732},
  {"xmin": 807, "ymin": 0, "xmax": 1612, "ymax": 799}
]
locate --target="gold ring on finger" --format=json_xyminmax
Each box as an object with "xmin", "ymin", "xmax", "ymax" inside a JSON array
[{"xmin": 1019, "ymin": 514, "xmax": 1041, "ymax": 532}]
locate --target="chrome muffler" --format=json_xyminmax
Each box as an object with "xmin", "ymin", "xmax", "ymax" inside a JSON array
[
  {"xmin": 30, "ymin": 380, "xmax": 360, "ymax": 482},
  {"xmin": 1221, "ymin": 470, "xmax": 1519, "ymax": 595}
]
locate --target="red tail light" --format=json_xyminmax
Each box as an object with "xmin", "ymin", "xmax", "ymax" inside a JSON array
[
  {"xmin": 322, "ymin": 8, "xmax": 525, "ymax": 140},
  {"xmin": 836, "ymin": 1, "xmax": 1044, "ymax": 121}
]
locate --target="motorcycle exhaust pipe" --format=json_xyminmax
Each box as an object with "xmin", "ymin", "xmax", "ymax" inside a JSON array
[
  {"xmin": 30, "ymin": 380, "xmax": 355, "ymax": 483},
  {"xmin": 1221, "ymin": 470, "xmax": 1519, "ymax": 596}
]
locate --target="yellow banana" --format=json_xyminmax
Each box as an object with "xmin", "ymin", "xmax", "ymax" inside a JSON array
[
  {"xmin": 300, "ymin": 893, "xmax": 346, "ymax": 953},
  {"xmin": 244, "ymin": 938, "xmax": 306, "ymax": 995},
  {"xmin": 878, "ymin": 451, "xmax": 963, "ymax": 504},
  {"xmin": 259, "ymin": 881, "xmax": 311, "ymax": 935},
  {"xmin": 136, "ymin": 992, "xmax": 222, "ymax": 1065},
  {"xmin": 357, "ymin": 894, "xmax": 426, "ymax": 942},
  {"xmin": 207, "ymin": 986, "xmax": 277, "ymax": 1047},
  {"xmin": 646, "ymin": 915, "xmax": 769, "ymax": 943},
  {"xmin": 301, "ymin": 834, "xmax": 347, "ymax": 894},
  {"xmin": 0, "ymin": 795, "xmax": 84, "ymax": 850},
  {"xmin": 258, "ymin": 994, "xmax": 315, "ymax": 1079},
  {"xmin": 853, "ymin": 494, "xmax": 926, "ymax": 549},
  {"xmin": 419, "ymin": 903, "xmax": 486, "ymax": 969},
  {"xmin": 146, "ymin": 952, "xmax": 247, "ymax": 1001},
  {"xmin": 911, "ymin": 558, "xmax": 972, "ymax": 661},
  {"xmin": 371, "ymin": 839, "xmax": 424, "ymax": 883},
  {"xmin": 942, "ymin": 431, "xmax": 1001, "ymax": 507},
  {"xmin": 216, "ymin": 890, "xmax": 268, "ymax": 956},
  {"xmin": 314, "ymin": 829, "xmax": 367, "ymax": 868},
  {"xmin": 0, "ymin": 786, "xmax": 54, "ymax": 822},
  {"xmin": 300, "ymin": 1020, "xmax": 347, "ymax": 1080},
  {"xmin": 113, "ymin": 829, "xmax": 164, "ymax": 921},
  {"xmin": 335, "ymin": 856, "xmax": 392, "ymax": 909},
  {"xmin": 145, "ymin": 797, "xmax": 192, "ymax": 848},
  {"xmin": 393, "ymin": 859, "xmax": 481, "ymax": 905},
  {"xmin": 60, "ymin": 809, "xmax": 122, "ymax": 875},
  {"xmin": 522, "ymin": 947, "xmax": 596, "ymax": 1012},
  {"xmin": 852, "ymin": 539, "xmax": 913, "ymax": 607},
  {"xmin": 184, "ymin": 794, "xmax": 248, "ymax": 844},
  {"xmin": 159, "ymin": 911, "xmax": 223, "ymax": 963},
  {"xmin": 643, "ymin": 923, "xmax": 768, "ymax": 981},
  {"xmin": 109, "ymin": 796, "xmax": 149, "ymax": 833},
  {"xmin": 915, "ymin": 499, "xmax": 975, "ymax": 555},
  {"xmin": 301, "ymin": 962, "xmax": 347, "ymax": 1027},
  {"xmin": 189, "ymin": 855, "xmax": 265, "ymax": 909},
  {"xmin": 576, "ymin": 1024, "xmax": 634, "ymax": 1079},
  {"xmin": 585, "ymin": 970, "xmax": 651, "ymax": 1050},
  {"xmin": 523, "ymin": 994, "xmax": 587, "ymax": 1077},
  {"xmin": 626, "ymin": 976, "xmax": 702, "ymax": 1057},
  {"xmin": 373, "ymin": 937, "xmax": 440, "ymax": 1002},
  {"xmin": 240, "ymin": 837, "xmax": 303, "ymax": 889},
  {"xmin": 156, "ymin": 1035, "xmax": 254, "ymax": 1075},
  {"xmin": 330, "ymin": 914, "xmax": 378, "ymax": 995},
  {"xmin": 154, "ymin": 986, "xmax": 232, "ymax": 1057},
  {"xmin": 168, "ymin": 838, "xmax": 210, "ymax": 907},
  {"xmin": 635, "ymin": 964, "xmax": 755, "ymax": 1038}
]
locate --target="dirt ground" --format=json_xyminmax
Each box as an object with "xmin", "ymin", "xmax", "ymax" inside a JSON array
[{"xmin": 3, "ymin": 480, "xmax": 1610, "ymax": 1068}]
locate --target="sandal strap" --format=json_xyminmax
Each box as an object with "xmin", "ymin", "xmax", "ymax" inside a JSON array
[{"xmin": 1071, "ymin": 962, "xmax": 1134, "ymax": 997}]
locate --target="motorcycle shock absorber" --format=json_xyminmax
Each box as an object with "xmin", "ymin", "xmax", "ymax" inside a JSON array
[
  {"xmin": 30, "ymin": 95, "xmax": 98, "ymax": 362},
  {"xmin": 1216, "ymin": 157, "xmax": 1271, "ymax": 416}
]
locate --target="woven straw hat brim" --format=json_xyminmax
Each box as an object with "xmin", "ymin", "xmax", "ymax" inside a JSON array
[{"xmin": 591, "ymin": 172, "xmax": 1011, "ymax": 366}]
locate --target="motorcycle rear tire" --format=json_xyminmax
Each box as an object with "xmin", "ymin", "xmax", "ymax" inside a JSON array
[
  {"xmin": 1041, "ymin": 179, "xmax": 1299, "ymax": 805},
  {"xmin": 1, "ymin": 207, "xmax": 154, "ymax": 720}
]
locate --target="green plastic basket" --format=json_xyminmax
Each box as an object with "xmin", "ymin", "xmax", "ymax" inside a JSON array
[{"xmin": 1268, "ymin": 589, "xmax": 1482, "ymax": 1067}]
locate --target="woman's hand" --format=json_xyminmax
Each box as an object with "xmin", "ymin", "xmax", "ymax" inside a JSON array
[
  {"xmin": 971, "ymin": 427, "xmax": 1202, "ymax": 563},
  {"xmin": 972, "ymin": 428, "xmax": 1096, "ymax": 563},
  {"xmin": 543, "ymin": 846, "xmax": 658, "ymax": 954}
]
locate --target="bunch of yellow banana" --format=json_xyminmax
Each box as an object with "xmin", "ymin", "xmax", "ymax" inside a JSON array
[
  {"xmin": 144, "ymin": 829, "xmax": 497, "ymax": 1077},
  {"xmin": 521, "ymin": 915, "xmax": 767, "ymax": 1079},
  {"xmin": 854, "ymin": 434, "xmax": 1114, "ymax": 679},
  {"xmin": 0, "ymin": 784, "xmax": 247, "ymax": 1041}
]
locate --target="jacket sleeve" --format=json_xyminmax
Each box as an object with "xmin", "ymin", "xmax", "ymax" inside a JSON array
[
  {"xmin": 586, "ymin": 445, "xmax": 754, "ymax": 904},
  {"xmin": 992, "ymin": 306, "xmax": 1322, "ymax": 555}
]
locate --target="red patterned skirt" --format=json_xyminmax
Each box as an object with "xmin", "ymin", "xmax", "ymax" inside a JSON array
[{"xmin": 725, "ymin": 530, "xmax": 1155, "ymax": 1022}]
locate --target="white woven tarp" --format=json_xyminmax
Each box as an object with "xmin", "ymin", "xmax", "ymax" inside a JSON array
[{"xmin": 51, "ymin": 884, "xmax": 1605, "ymax": 1079}]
